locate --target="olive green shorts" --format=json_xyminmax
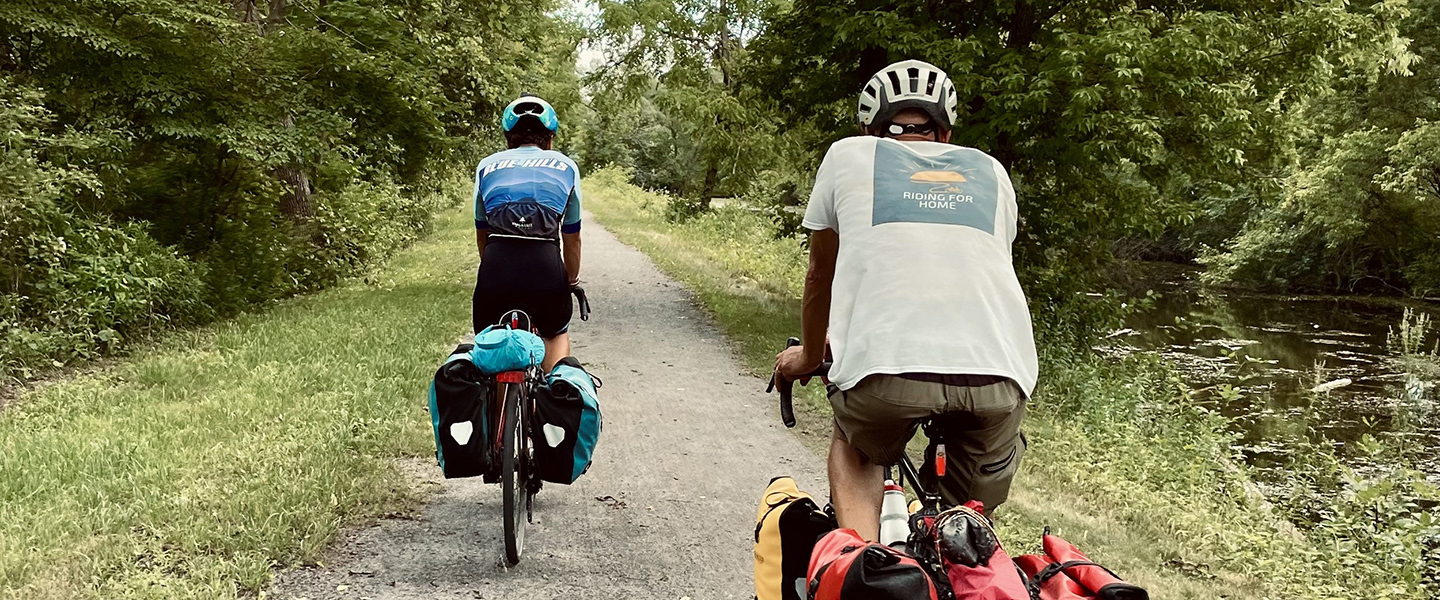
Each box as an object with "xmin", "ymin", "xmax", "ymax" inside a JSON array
[{"xmin": 830, "ymin": 374, "xmax": 1027, "ymax": 511}]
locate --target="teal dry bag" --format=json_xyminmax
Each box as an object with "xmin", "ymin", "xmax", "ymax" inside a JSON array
[{"xmin": 468, "ymin": 325, "xmax": 545, "ymax": 375}]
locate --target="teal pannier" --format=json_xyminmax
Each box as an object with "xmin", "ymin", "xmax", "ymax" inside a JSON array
[
  {"xmin": 533, "ymin": 357, "xmax": 602, "ymax": 484},
  {"xmin": 429, "ymin": 344, "xmax": 493, "ymax": 478}
]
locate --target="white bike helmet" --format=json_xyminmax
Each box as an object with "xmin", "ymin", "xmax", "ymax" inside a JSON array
[{"xmin": 857, "ymin": 59, "xmax": 959, "ymax": 131}]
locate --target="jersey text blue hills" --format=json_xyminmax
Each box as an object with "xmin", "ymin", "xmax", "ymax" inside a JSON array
[{"xmin": 481, "ymin": 158, "xmax": 572, "ymax": 177}]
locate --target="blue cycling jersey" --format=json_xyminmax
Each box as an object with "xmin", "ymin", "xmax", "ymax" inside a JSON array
[{"xmin": 473, "ymin": 146, "xmax": 583, "ymax": 238}]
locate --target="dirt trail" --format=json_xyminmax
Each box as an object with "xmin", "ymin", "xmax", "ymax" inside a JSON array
[{"xmin": 269, "ymin": 217, "xmax": 826, "ymax": 599}]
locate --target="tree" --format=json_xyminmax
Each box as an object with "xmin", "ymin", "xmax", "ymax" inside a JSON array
[
  {"xmin": 0, "ymin": 0, "xmax": 585, "ymax": 378},
  {"xmin": 589, "ymin": 0, "xmax": 786, "ymax": 204},
  {"xmin": 1204, "ymin": 0, "xmax": 1440, "ymax": 296},
  {"xmin": 744, "ymin": 0, "xmax": 1410, "ymax": 325}
]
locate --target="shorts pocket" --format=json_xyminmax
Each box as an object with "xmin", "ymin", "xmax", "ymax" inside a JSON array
[{"xmin": 979, "ymin": 445, "xmax": 1017, "ymax": 475}]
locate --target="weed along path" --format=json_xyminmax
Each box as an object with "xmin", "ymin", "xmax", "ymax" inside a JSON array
[{"xmin": 268, "ymin": 215, "xmax": 827, "ymax": 599}]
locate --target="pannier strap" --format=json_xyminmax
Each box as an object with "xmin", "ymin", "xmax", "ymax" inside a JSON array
[{"xmin": 1026, "ymin": 560, "xmax": 1124, "ymax": 597}]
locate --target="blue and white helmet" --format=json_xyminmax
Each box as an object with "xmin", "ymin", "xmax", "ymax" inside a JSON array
[{"xmin": 502, "ymin": 94, "xmax": 559, "ymax": 132}]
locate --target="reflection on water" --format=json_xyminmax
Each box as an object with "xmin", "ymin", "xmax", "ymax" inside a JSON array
[{"xmin": 1108, "ymin": 288, "xmax": 1440, "ymax": 481}]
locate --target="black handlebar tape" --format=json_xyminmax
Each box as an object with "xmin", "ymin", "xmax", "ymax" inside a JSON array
[
  {"xmin": 777, "ymin": 337, "xmax": 800, "ymax": 428},
  {"xmin": 572, "ymin": 286, "xmax": 590, "ymax": 321}
]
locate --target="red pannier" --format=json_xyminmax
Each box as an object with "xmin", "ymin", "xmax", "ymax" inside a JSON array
[
  {"xmin": 922, "ymin": 501, "xmax": 1030, "ymax": 600},
  {"xmin": 807, "ymin": 528, "xmax": 939, "ymax": 600},
  {"xmin": 1015, "ymin": 530, "xmax": 1149, "ymax": 600}
]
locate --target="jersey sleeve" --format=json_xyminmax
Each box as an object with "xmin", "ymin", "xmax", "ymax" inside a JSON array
[
  {"xmin": 561, "ymin": 162, "xmax": 583, "ymax": 234},
  {"xmin": 991, "ymin": 157, "xmax": 1018, "ymax": 247},
  {"xmin": 473, "ymin": 161, "xmax": 488, "ymax": 230},
  {"xmin": 801, "ymin": 145, "xmax": 840, "ymax": 231}
]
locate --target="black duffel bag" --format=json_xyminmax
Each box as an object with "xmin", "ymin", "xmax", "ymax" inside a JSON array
[{"xmin": 428, "ymin": 343, "xmax": 494, "ymax": 478}]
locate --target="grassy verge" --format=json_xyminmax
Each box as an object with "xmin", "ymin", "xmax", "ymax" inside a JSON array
[
  {"xmin": 584, "ymin": 167, "xmax": 1420, "ymax": 599},
  {"xmin": 0, "ymin": 204, "xmax": 477, "ymax": 599}
]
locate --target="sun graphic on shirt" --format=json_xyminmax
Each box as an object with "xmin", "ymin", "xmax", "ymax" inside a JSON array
[
  {"xmin": 909, "ymin": 170, "xmax": 966, "ymax": 183},
  {"xmin": 910, "ymin": 170, "xmax": 967, "ymax": 194}
]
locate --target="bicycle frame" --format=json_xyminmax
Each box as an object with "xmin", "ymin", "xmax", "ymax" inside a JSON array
[
  {"xmin": 482, "ymin": 288, "xmax": 593, "ymax": 566},
  {"xmin": 770, "ymin": 337, "xmax": 951, "ymax": 513},
  {"xmin": 895, "ymin": 454, "xmax": 944, "ymax": 514}
]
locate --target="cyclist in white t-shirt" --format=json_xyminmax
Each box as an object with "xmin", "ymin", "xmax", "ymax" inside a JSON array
[{"xmin": 775, "ymin": 59, "xmax": 1038, "ymax": 541}]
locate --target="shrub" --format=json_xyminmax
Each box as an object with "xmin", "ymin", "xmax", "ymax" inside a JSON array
[
  {"xmin": 0, "ymin": 199, "xmax": 209, "ymax": 380},
  {"xmin": 0, "ymin": 76, "xmax": 461, "ymax": 380}
]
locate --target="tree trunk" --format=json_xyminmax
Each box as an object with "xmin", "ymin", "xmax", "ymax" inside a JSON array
[
  {"xmin": 266, "ymin": 0, "xmax": 286, "ymax": 32},
  {"xmin": 277, "ymin": 165, "xmax": 315, "ymax": 220},
  {"xmin": 701, "ymin": 163, "xmax": 719, "ymax": 204},
  {"xmin": 235, "ymin": 0, "xmax": 315, "ymax": 223},
  {"xmin": 276, "ymin": 114, "xmax": 314, "ymax": 220},
  {"xmin": 232, "ymin": 0, "xmax": 261, "ymax": 30}
]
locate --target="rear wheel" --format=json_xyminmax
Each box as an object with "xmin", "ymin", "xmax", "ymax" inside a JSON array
[{"xmin": 501, "ymin": 383, "xmax": 527, "ymax": 565}]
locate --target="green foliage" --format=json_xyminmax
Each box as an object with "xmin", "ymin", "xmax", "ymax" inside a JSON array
[
  {"xmin": 1202, "ymin": 0, "xmax": 1440, "ymax": 296},
  {"xmin": 0, "ymin": 0, "xmax": 582, "ymax": 380},
  {"xmin": 740, "ymin": 0, "xmax": 1411, "ymax": 322},
  {"xmin": 576, "ymin": 92, "xmax": 709, "ymax": 195},
  {"xmin": 583, "ymin": 0, "xmax": 1423, "ymax": 334},
  {"xmin": 584, "ymin": 172, "xmax": 1440, "ymax": 598},
  {"xmin": 580, "ymin": 0, "xmax": 794, "ymax": 207},
  {"xmin": 0, "ymin": 206, "xmax": 476, "ymax": 598},
  {"xmin": 0, "ymin": 202, "xmax": 210, "ymax": 381},
  {"xmin": 0, "ymin": 76, "xmax": 208, "ymax": 379}
]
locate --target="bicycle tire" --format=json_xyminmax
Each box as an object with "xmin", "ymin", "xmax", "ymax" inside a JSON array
[{"xmin": 501, "ymin": 382, "xmax": 527, "ymax": 565}]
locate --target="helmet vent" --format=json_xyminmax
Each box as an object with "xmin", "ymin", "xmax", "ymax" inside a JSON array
[{"xmin": 858, "ymin": 59, "xmax": 956, "ymax": 130}]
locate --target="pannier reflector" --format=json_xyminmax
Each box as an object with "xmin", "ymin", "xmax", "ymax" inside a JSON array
[
  {"xmin": 543, "ymin": 423, "xmax": 566, "ymax": 447},
  {"xmin": 449, "ymin": 421, "xmax": 473, "ymax": 445}
]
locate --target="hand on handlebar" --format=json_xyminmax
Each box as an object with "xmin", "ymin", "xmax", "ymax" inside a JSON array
[
  {"xmin": 567, "ymin": 280, "xmax": 589, "ymax": 322},
  {"xmin": 768, "ymin": 338, "xmax": 830, "ymax": 429},
  {"xmin": 774, "ymin": 345, "xmax": 822, "ymax": 386}
]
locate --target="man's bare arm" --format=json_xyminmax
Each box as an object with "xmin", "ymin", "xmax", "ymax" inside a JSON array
[
  {"xmin": 801, "ymin": 228, "xmax": 839, "ymax": 368},
  {"xmin": 476, "ymin": 228, "xmax": 489, "ymax": 257}
]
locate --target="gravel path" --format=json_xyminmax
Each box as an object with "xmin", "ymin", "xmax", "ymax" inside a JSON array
[{"xmin": 268, "ymin": 216, "xmax": 827, "ymax": 600}]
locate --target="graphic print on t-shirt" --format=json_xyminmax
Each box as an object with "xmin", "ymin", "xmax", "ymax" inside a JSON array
[{"xmin": 871, "ymin": 142, "xmax": 997, "ymax": 234}]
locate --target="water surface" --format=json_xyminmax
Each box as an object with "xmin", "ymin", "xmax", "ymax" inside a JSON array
[{"xmin": 1108, "ymin": 286, "xmax": 1440, "ymax": 482}]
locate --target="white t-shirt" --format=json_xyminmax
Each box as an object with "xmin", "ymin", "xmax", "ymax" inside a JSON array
[{"xmin": 802, "ymin": 136, "xmax": 1038, "ymax": 396}]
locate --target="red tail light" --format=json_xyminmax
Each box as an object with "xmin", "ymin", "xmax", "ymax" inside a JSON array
[
  {"xmin": 935, "ymin": 443, "xmax": 947, "ymax": 478},
  {"xmin": 496, "ymin": 371, "xmax": 524, "ymax": 383}
]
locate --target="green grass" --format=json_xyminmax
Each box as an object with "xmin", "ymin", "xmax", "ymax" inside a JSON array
[
  {"xmin": 584, "ymin": 167, "xmax": 1415, "ymax": 600},
  {"xmin": 1, "ymin": 166, "xmax": 1421, "ymax": 599},
  {"xmin": 0, "ymin": 206, "xmax": 477, "ymax": 599}
]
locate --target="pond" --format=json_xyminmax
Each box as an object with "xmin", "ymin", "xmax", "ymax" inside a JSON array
[{"xmin": 1106, "ymin": 283, "xmax": 1440, "ymax": 486}]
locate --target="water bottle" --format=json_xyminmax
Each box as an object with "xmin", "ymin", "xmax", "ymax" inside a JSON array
[{"xmin": 879, "ymin": 480, "xmax": 910, "ymax": 549}]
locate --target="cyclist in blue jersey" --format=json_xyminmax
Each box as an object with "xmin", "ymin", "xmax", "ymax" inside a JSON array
[{"xmin": 473, "ymin": 94, "xmax": 583, "ymax": 370}]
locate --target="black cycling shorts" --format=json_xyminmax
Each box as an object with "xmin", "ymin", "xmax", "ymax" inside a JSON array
[{"xmin": 472, "ymin": 238, "xmax": 572, "ymax": 338}]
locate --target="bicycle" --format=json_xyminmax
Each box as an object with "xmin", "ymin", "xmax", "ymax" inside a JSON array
[
  {"xmin": 491, "ymin": 286, "xmax": 591, "ymax": 566},
  {"xmin": 768, "ymin": 337, "xmax": 950, "ymax": 511},
  {"xmin": 768, "ymin": 337, "xmax": 974, "ymax": 592}
]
